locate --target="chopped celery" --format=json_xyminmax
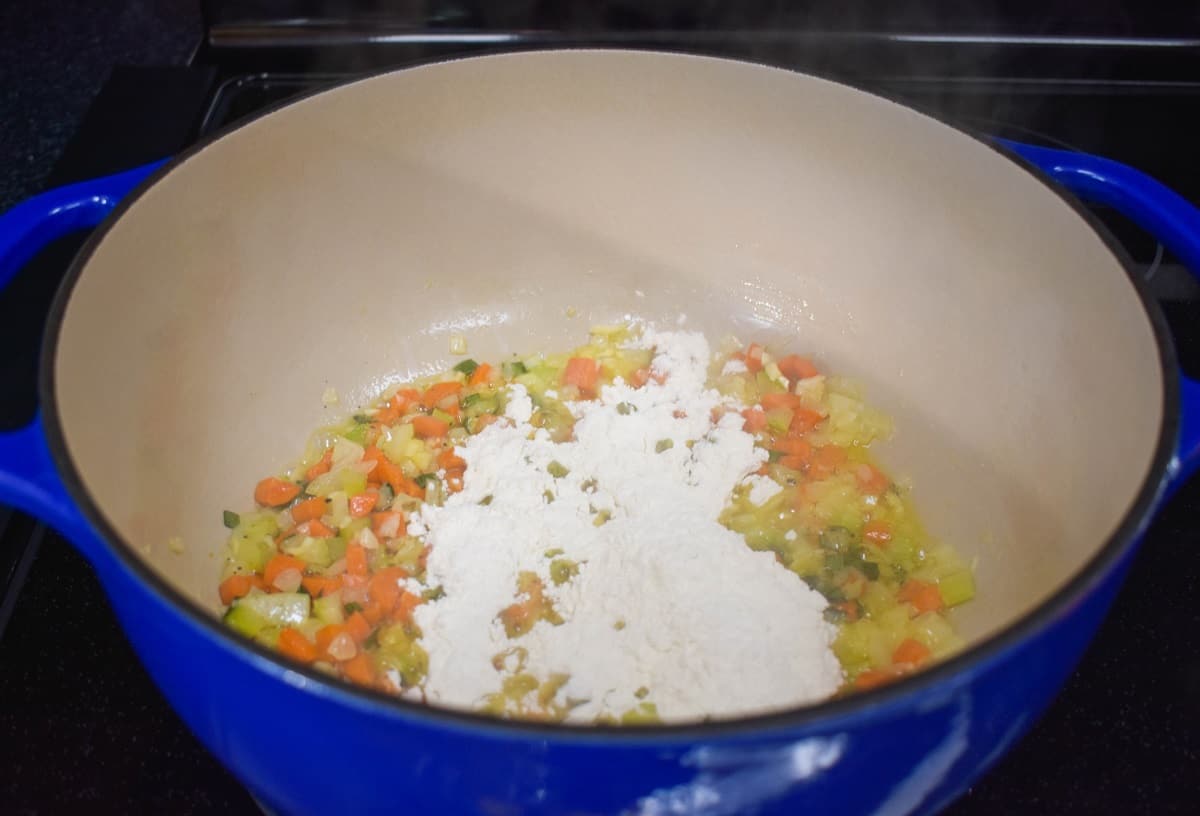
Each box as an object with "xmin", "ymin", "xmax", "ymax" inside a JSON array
[
  {"xmin": 765, "ymin": 408, "xmax": 792, "ymax": 434},
  {"xmin": 431, "ymin": 408, "xmax": 455, "ymax": 425},
  {"xmin": 513, "ymin": 372, "xmax": 549, "ymax": 395},
  {"xmin": 308, "ymin": 466, "xmax": 367, "ymax": 497},
  {"xmin": 230, "ymin": 534, "xmax": 273, "ymax": 574},
  {"xmin": 501, "ymin": 360, "xmax": 527, "ymax": 379},
  {"xmin": 547, "ymin": 461, "xmax": 570, "ymax": 478},
  {"xmin": 313, "ymin": 591, "xmax": 345, "ymax": 625},
  {"xmin": 339, "ymin": 469, "xmax": 369, "ymax": 497},
  {"xmin": 755, "ymin": 370, "xmax": 785, "ymax": 395},
  {"xmin": 550, "ymin": 559, "xmax": 579, "ymax": 585},
  {"xmin": 338, "ymin": 517, "xmax": 370, "ymax": 541},
  {"xmin": 620, "ymin": 702, "xmax": 660, "ymax": 725},
  {"xmin": 224, "ymin": 602, "xmax": 269, "ymax": 638},
  {"xmin": 237, "ymin": 591, "xmax": 310, "ymax": 626},
  {"xmin": 938, "ymin": 570, "xmax": 976, "ymax": 607},
  {"xmin": 377, "ymin": 622, "xmax": 429, "ymax": 686},
  {"xmin": 282, "ymin": 535, "xmax": 332, "ymax": 568},
  {"xmin": 254, "ymin": 626, "xmax": 281, "ymax": 650},
  {"xmin": 228, "ymin": 512, "xmax": 277, "ymax": 573},
  {"xmin": 453, "ymin": 359, "xmax": 479, "ymax": 375},
  {"xmin": 344, "ymin": 423, "xmax": 370, "ymax": 444}
]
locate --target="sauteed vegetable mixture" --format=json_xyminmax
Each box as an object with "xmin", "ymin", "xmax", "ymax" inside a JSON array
[{"xmin": 216, "ymin": 324, "xmax": 974, "ymax": 721}]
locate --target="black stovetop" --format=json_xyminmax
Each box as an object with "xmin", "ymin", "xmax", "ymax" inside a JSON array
[{"xmin": 1, "ymin": 25, "xmax": 1199, "ymax": 814}]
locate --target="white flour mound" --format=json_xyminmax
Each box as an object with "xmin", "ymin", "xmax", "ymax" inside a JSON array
[{"xmin": 412, "ymin": 328, "xmax": 842, "ymax": 722}]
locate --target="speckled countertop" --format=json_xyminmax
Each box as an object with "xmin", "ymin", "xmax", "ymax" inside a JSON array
[{"xmin": 0, "ymin": 0, "xmax": 200, "ymax": 211}]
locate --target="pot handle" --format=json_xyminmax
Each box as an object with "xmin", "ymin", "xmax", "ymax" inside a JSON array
[
  {"xmin": 0, "ymin": 160, "xmax": 164, "ymax": 565},
  {"xmin": 1001, "ymin": 140, "xmax": 1200, "ymax": 494}
]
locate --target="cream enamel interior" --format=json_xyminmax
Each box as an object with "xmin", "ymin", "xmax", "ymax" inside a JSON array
[{"xmin": 53, "ymin": 50, "xmax": 1162, "ymax": 655}]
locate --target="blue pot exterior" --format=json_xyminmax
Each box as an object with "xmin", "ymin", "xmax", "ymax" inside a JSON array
[{"xmin": 91, "ymin": 513, "xmax": 1136, "ymax": 816}]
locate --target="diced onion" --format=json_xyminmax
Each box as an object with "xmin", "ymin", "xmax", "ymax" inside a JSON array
[
  {"xmin": 272, "ymin": 568, "xmax": 302, "ymax": 593},
  {"xmin": 356, "ymin": 527, "xmax": 382, "ymax": 550},
  {"xmin": 332, "ymin": 438, "xmax": 365, "ymax": 470},
  {"xmin": 327, "ymin": 632, "xmax": 358, "ymax": 661},
  {"xmin": 342, "ymin": 585, "xmax": 368, "ymax": 605}
]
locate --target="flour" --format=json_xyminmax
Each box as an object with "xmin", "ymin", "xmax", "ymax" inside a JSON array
[
  {"xmin": 743, "ymin": 474, "xmax": 784, "ymax": 507},
  {"xmin": 413, "ymin": 327, "xmax": 842, "ymax": 722}
]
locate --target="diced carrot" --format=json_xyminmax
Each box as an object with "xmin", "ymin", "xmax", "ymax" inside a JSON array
[
  {"xmin": 374, "ymin": 396, "xmax": 403, "ymax": 426},
  {"xmin": 264, "ymin": 554, "xmax": 307, "ymax": 587},
  {"xmin": 371, "ymin": 456, "xmax": 400, "ymax": 490},
  {"xmin": 863, "ymin": 519, "xmax": 893, "ymax": 548},
  {"xmin": 854, "ymin": 668, "xmax": 896, "ymax": 691},
  {"xmin": 563, "ymin": 357, "xmax": 601, "ymax": 396},
  {"xmin": 445, "ymin": 472, "xmax": 464, "ymax": 494},
  {"xmin": 437, "ymin": 449, "xmax": 467, "ymax": 471},
  {"xmin": 367, "ymin": 566, "xmax": 409, "ymax": 611},
  {"xmin": 373, "ymin": 457, "xmax": 421, "ymax": 498},
  {"xmin": 345, "ymin": 543, "xmax": 368, "ymax": 578},
  {"xmin": 362, "ymin": 446, "xmax": 386, "ymax": 485},
  {"xmin": 411, "ymin": 415, "xmax": 450, "ymax": 439},
  {"xmin": 421, "ymin": 381, "xmax": 463, "ymax": 409},
  {"xmin": 304, "ymin": 448, "xmax": 333, "ymax": 481},
  {"xmin": 892, "ymin": 638, "xmax": 932, "ymax": 667},
  {"xmin": 254, "ymin": 477, "xmax": 300, "ymax": 507},
  {"xmin": 301, "ymin": 575, "xmax": 342, "ymax": 598},
  {"xmin": 297, "ymin": 519, "xmax": 336, "ymax": 538},
  {"xmin": 371, "ymin": 511, "xmax": 406, "ymax": 540},
  {"xmin": 777, "ymin": 354, "xmax": 819, "ymax": 382},
  {"xmin": 290, "ymin": 497, "xmax": 327, "ymax": 524},
  {"xmin": 361, "ymin": 599, "xmax": 387, "ymax": 626},
  {"xmin": 629, "ymin": 367, "xmax": 651, "ymax": 388},
  {"xmin": 856, "ymin": 463, "xmax": 891, "ymax": 496},
  {"xmin": 809, "ymin": 445, "xmax": 847, "ymax": 479},
  {"xmin": 278, "ymin": 628, "xmax": 318, "ymax": 664},
  {"xmin": 779, "ymin": 455, "xmax": 809, "ymax": 470},
  {"xmin": 341, "ymin": 573, "xmax": 367, "ymax": 590},
  {"xmin": 760, "ymin": 392, "xmax": 802, "ymax": 411},
  {"xmin": 345, "ymin": 611, "xmax": 373, "ymax": 644},
  {"xmin": 349, "ymin": 491, "xmax": 379, "ymax": 518},
  {"xmin": 341, "ymin": 652, "xmax": 376, "ymax": 686},
  {"xmin": 499, "ymin": 602, "xmax": 534, "ymax": 636},
  {"xmin": 218, "ymin": 574, "xmax": 265, "ymax": 606},
  {"xmin": 745, "ymin": 343, "xmax": 765, "ymax": 373},
  {"xmin": 394, "ymin": 590, "xmax": 422, "ymax": 623},
  {"xmin": 741, "ymin": 407, "xmax": 767, "ymax": 433},
  {"xmin": 789, "ymin": 408, "xmax": 825, "ymax": 434},
  {"xmin": 395, "ymin": 474, "xmax": 424, "ymax": 498},
  {"xmin": 315, "ymin": 624, "xmax": 349, "ymax": 656},
  {"xmin": 832, "ymin": 600, "xmax": 861, "ymax": 622},
  {"xmin": 898, "ymin": 579, "xmax": 944, "ymax": 614},
  {"xmin": 468, "ymin": 363, "xmax": 493, "ymax": 386},
  {"xmin": 772, "ymin": 437, "xmax": 812, "ymax": 458}
]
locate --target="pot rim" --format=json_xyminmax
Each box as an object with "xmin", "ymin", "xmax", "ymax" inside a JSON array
[{"xmin": 37, "ymin": 48, "xmax": 1181, "ymax": 743}]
